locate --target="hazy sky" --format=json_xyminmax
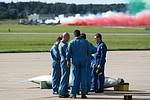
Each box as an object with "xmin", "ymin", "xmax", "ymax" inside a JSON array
[{"xmin": 0, "ymin": 0, "xmax": 128, "ymax": 4}]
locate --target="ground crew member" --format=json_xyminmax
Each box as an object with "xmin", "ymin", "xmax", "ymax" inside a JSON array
[
  {"xmin": 58, "ymin": 32, "xmax": 70, "ymax": 98},
  {"xmin": 91, "ymin": 33, "xmax": 107, "ymax": 93},
  {"xmin": 80, "ymin": 33, "xmax": 97, "ymax": 94},
  {"xmin": 50, "ymin": 36, "xmax": 62, "ymax": 95},
  {"xmin": 66, "ymin": 30, "xmax": 91, "ymax": 98}
]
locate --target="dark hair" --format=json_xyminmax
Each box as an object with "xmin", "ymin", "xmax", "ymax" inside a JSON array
[
  {"xmin": 73, "ymin": 30, "xmax": 80, "ymax": 37},
  {"xmin": 56, "ymin": 36, "xmax": 62, "ymax": 41},
  {"xmin": 81, "ymin": 33, "xmax": 86, "ymax": 39},
  {"xmin": 95, "ymin": 33, "xmax": 102, "ymax": 39}
]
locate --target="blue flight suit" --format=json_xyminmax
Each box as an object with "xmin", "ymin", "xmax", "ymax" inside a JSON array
[
  {"xmin": 87, "ymin": 43, "xmax": 97, "ymax": 93},
  {"xmin": 91, "ymin": 41, "xmax": 107, "ymax": 92},
  {"xmin": 50, "ymin": 43, "xmax": 61, "ymax": 93},
  {"xmin": 66, "ymin": 37, "xmax": 91, "ymax": 96},
  {"xmin": 58, "ymin": 41, "xmax": 70, "ymax": 96}
]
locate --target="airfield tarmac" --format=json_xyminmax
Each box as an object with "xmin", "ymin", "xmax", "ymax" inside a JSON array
[{"xmin": 0, "ymin": 51, "xmax": 150, "ymax": 100}]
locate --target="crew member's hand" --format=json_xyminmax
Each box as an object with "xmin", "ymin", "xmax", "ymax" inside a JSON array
[
  {"xmin": 67, "ymin": 61, "xmax": 71, "ymax": 68},
  {"xmin": 98, "ymin": 65, "xmax": 101, "ymax": 70}
]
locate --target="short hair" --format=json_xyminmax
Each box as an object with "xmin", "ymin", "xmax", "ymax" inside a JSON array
[
  {"xmin": 56, "ymin": 36, "xmax": 62, "ymax": 41},
  {"xmin": 95, "ymin": 33, "xmax": 102, "ymax": 39},
  {"xmin": 81, "ymin": 33, "xmax": 86, "ymax": 39},
  {"xmin": 73, "ymin": 30, "xmax": 80, "ymax": 37},
  {"xmin": 62, "ymin": 32, "xmax": 69, "ymax": 38}
]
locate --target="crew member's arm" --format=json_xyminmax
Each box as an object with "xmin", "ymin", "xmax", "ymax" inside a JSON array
[
  {"xmin": 98, "ymin": 43, "xmax": 107, "ymax": 69},
  {"xmin": 66, "ymin": 43, "xmax": 72, "ymax": 68},
  {"xmin": 51, "ymin": 45, "xmax": 60, "ymax": 61}
]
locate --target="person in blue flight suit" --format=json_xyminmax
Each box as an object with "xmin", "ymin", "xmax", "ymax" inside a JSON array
[
  {"xmin": 58, "ymin": 32, "xmax": 70, "ymax": 98},
  {"xmin": 50, "ymin": 36, "xmax": 62, "ymax": 95},
  {"xmin": 80, "ymin": 33, "xmax": 97, "ymax": 94},
  {"xmin": 91, "ymin": 33, "xmax": 107, "ymax": 93},
  {"xmin": 66, "ymin": 30, "xmax": 91, "ymax": 99}
]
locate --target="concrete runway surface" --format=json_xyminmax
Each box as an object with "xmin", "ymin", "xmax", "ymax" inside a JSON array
[{"xmin": 0, "ymin": 51, "xmax": 150, "ymax": 100}]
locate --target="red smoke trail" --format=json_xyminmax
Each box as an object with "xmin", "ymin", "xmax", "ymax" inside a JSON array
[{"xmin": 62, "ymin": 11, "xmax": 150, "ymax": 26}]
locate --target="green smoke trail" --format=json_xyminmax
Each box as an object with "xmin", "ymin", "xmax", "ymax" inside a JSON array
[{"xmin": 128, "ymin": 0, "xmax": 146, "ymax": 15}]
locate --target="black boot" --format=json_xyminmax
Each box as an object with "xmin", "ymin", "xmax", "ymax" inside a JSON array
[{"xmin": 81, "ymin": 95, "xmax": 87, "ymax": 99}]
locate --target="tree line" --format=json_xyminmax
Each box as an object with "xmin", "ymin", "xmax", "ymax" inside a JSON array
[{"xmin": 0, "ymin": 2, "xmax": 127, "ymax": 20}]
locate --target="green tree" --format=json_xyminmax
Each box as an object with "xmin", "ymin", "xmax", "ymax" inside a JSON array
[
  {"xmin": 0, "ymin": 2, "xmax": 127, "ymax": 19},
  {"xmin": 68, "ymin": 4, "xmax": 77, "ymax": 14},
  {"xmin": 9, "ymin": 9, "xmax": 18, "ymax": 19}
]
